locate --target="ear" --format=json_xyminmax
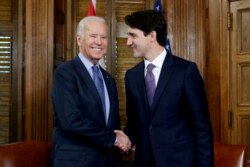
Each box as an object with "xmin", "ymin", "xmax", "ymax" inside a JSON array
[
  {"xmin": 76, "ymin": 35, "xmax": 82, "ymax": 46},
  {"xmin": 150, "ymin": 31, "xmax": 157, "ymax": 42}
]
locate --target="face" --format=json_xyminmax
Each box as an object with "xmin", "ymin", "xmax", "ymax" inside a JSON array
[
  {"xmin": 126, "ymin": 27, "xmax": 152, "ymax": 58},
  {"xmin": 77, "ymin": 21, "xmax": 108, "ymax": 64}
]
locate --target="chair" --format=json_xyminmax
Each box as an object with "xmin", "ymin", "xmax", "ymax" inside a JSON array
[
  {"xmin": 214, "ymin": 142, "xmax": 248, "ymax": 167},
  {"xmin": 0, "ymin": 141, "xmax": 52, "ymax": 167}
]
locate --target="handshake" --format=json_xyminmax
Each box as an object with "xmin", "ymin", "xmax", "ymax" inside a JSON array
[{"xmin": 113, "ymin": 130, "xmax": 131, "ymax": 152}]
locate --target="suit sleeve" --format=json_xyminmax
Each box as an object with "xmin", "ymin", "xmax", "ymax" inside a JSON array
[
  {"xmin": 184, "ymin": 63, "xmax": 214, "ymax": 167},
  {"xmin": 123, "ymin": 71, "xmax": 137, "ymax": 146}
]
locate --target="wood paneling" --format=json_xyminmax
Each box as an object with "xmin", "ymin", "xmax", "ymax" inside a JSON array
[
  {"xmin": 0, "ymin": 0, "xmax": 12, "ymax": 22},
  {"xmin": 114, "ymin": 0, "xmax": 147, "ymax": 128},
  {"xmin": 116, "ymin": 38, "xmax": 142, "ymax": 127},
  {"xmin": 25, "ymin": 0, "xmax": 53, "ymax": 141},
  {"xmin": 238, "ymin": 8, "xmax": 250, "ymax": 53},
  {"xmin": 167, "ymin": 0, "xmax": 207, "ymax": 75},
  {"xmin": 238, "ymin": 63, "xmax": 250, "ymax": 105},
  {"xmin": 206, "ymin": 0, "xmax": 226, "ymax": 141},
  {"xmin": 230, "ymin": 1, "xmax": 250, "ymax": 165}
]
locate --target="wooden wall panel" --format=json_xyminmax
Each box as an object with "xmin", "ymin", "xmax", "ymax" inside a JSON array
[
  {"xmin": 114, "ymin": 0, "xmax": 147, "ymax": 128},
  {"xmin": 115, "ymin": 38, "xmax": 142, "ymax": 127},
  {"xmin": 167, "ymin": 0, "xmax": 207, "ymax": 76},
  {"xmin": 239, "ymin": 115, "xmax": 250, "ymax": 152},
  {"xmin": 238, "ymin": 8, "xmax": 250, "ymax": 53},
  {"xmin": 0, "ymin": 0, "xmax": 12, "ymax": 22},
  {"xmin": 238, "ymin": 63, "xmax": 250, "ymax": 105},
  {"xmin": 25, "ymin": 0, "xmax": 53, "ymax": 141},
  {"xmin": 230, "ymin": 2, "xmax": 250, "ymax": 165},
  {"xmin": 206, "ymin": 0, "xmax": 229, "ymax": 142}
]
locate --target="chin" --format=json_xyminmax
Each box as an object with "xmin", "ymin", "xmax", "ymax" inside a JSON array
[
  {"xmin": 133, "ymin": 53, "xmax": 142, "ymax": 58},
  {"xmin": 92, "ymin": 54, "xmax": 104, "ymax": 59}
]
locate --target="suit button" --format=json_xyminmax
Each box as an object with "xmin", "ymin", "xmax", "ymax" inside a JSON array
[{"xmin": 149, "ymin": 125, "xmax": 153, "ymax": 130}]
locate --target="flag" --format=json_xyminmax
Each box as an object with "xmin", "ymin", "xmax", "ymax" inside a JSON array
[
  {"xmin": 87, "ymin": 0, "xmax": 96, "ymax": 16},
  {"xmin": 154, "ymin": 0, "xmax": 163, "ymax": 14},
  {"xmin": 154, "ymin": 0, "xmax": 172, "ymax": 54}
]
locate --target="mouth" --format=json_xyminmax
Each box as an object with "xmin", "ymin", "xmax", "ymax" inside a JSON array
[
  {"xmin": 129, "ymin": 43, "xmax": 136, "ymax": 49},
  {"xmin": 91, "ymin": 47, "xmax": 102, "ymax": 52},
  {"xmin": 131, "ymin": 46, "xmax": 137, "ymax": 51}
]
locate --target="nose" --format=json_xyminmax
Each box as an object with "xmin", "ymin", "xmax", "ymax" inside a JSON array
[
  {"xmin": 95, "ymin": 36, "xmax": 102, "ymax": 44},
  {"xmin": 126, "ymin": 37, "xmax": 132, "ymax": 46}
]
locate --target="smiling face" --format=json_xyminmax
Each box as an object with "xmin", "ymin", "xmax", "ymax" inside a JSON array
[
  {"xmin": 77, "ymin": 20, "xmax": 108, "ymax": 64},
  {"xmin": 126, "ymin": 27, "xmax": 152, "ymax": 58}
]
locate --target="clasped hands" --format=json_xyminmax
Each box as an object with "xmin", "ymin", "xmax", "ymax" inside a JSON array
[{"xmin": 114, "ymin": 130, "xmax": 131, "ymax": 153}]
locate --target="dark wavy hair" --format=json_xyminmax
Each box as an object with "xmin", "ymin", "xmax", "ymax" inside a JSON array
[{"xmin": 125, "ymin": 9, "xmax": 167, "ymax": 47}]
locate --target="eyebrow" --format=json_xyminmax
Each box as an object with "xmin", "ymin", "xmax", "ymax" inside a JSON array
[{"xmin": 127, "ymin": 32, "xmax": 136, "ymax": 37}]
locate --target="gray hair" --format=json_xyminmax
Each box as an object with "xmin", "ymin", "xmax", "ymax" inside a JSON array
[{"xmin": 76, "ymin": 16, "xmax": 107, "ymax": 38}]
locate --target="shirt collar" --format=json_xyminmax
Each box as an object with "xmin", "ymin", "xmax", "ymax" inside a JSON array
[
  {"xmin": 78, "ymin": 53, "xmax": 100, "ymax": 72},
  {"xmin": 144, "ymin": 49, "xmax": 167, "ymax": 70}
]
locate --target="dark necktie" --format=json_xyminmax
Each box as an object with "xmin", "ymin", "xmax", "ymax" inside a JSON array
[
  {"xmin": 145, "ymin": 64, "xmax": 156, "ymax": 106},
  {"xmin": 92, "ymin": 65, "xmax": 106, "ymax": 122}
]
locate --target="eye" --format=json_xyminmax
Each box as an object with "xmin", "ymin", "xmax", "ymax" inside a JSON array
[
  {"xmin": 101, "ymin": 36, "xmax": 107, "ymax": 39},
  {"xmin": 127, "ymin": 32, "xmax": 136, "ymax": 39},
  {"xmin": 89, "ymin": 34, "xmax": 97, "ymax": 38}
]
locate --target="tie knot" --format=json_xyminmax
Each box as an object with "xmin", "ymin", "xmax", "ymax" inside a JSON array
[
  {"xmin": 147, "ymin": 64, "xmax": 155, "ymax": 72},
  {"xmin": 92, "ymin": 65, "xmax": 99, "ymax": 73}
]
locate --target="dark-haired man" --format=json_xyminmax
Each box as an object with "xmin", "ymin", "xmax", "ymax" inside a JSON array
[{"xmin": 123, "ymin": 10, "xmax": 214, "ymax": 167}]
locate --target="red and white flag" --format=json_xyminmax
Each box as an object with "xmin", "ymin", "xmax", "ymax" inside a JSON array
[{"xmin": 87, "ymin": 0, "xmax": 96, "ymax": 16}]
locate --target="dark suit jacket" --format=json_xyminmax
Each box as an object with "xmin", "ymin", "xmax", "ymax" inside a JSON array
[
  {"xmin": 51, "ymin": 56, "xmax": 122, "ymax": 167},
  {"xmin": 124, "ymin": 53, "xmax": 214, "ymax": 167}
]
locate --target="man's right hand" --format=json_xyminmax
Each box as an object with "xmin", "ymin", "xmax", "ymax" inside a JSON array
[{"xmin": 113, "ymin": 130, "xmax": 131, "ymax": 152}]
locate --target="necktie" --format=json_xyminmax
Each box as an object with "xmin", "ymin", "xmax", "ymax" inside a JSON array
[
  {"xmin": 92, "ymin": 65, "xmax": 106, "ymax": 122},
  {"xmin": 145, "ymin": 64, "xmax": 156, "ymax": 106}
]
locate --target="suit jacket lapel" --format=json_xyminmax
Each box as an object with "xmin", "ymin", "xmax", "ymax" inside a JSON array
[
  {"xmin": 100, "ymin": 67, "xmax": 114, "ymax": 128},
  {"xmin": 151, "ymin": 53, "xmax": 175, "ymax": 114},
  {"xmin": 72, "ymin": 56, "xmax": 106, "ymax": 125},
  {"xmin": 134, "ymin": 62, "xmax": 151, "ymax": 118}
]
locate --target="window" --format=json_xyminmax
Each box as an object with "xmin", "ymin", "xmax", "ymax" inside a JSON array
[{"xmin": 0, "ymin": 36, "xmax": 12, "ymax": 143}]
